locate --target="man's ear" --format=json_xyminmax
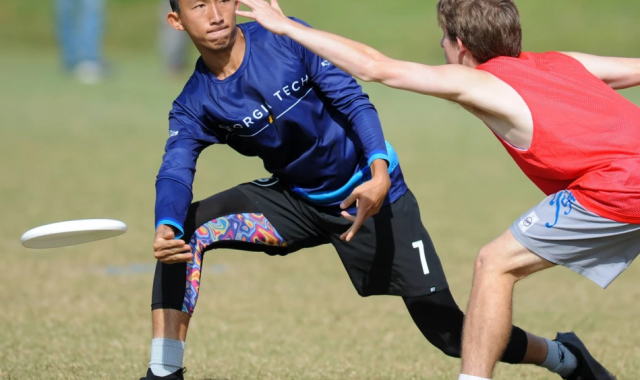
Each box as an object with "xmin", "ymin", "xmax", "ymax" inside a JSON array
[
  {"xmin": 456, "ymin": 37, "xmax": 466, "ymax": 64},
  {"xmin": 167, "ymin": 11, "xmax": 185, "ymax": 31}
]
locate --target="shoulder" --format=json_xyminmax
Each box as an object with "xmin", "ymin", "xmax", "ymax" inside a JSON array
[{"xmin": 171, "ymin": 59, "xmax": 209, "ymax": 121}]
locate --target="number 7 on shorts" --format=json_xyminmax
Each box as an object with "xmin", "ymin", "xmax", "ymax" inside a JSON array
[{"xmin": 413, "ymin": 240, "xmax": 430, "ymax": 275}]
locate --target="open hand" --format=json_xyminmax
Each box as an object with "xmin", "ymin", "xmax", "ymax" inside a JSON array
[
  {"xmin": 153, "ymin": 225, "xmax": 193, "ymax": 264},
  {"xmin": 340, "ymin": 160, "xmax": 391, "ymax": 242},
  {"xmin": 236, "ymin": 0, "xmax": 294, "ymax": 35}
]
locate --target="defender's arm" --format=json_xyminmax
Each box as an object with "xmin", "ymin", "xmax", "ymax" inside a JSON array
[
  {"xmin": 236, "ymin": 0, "xmax": 515, "ymax": 116},
  {"xmin": 563, "ymin": 52, "xmax": 640, "ymax": 90}
]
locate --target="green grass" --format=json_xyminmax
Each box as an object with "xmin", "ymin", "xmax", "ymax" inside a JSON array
[{"xmin": 1, "ymin": 1, "xmax": 640, "ymax": 379}]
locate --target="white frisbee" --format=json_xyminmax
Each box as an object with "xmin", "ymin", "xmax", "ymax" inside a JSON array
[{"xmin": 21, "ymin": 219, "xmax": 127, "ymax": 249}]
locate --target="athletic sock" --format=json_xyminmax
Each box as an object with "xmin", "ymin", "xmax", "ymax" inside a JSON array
[
  {"xmin": 541, "ymin": 338, "xmax": 578, "ymax": 378},
  {"xmin": 458, "ymin": 375, "xmax": 491, "ymax": 380},
  {"xmin": 149, "ymin": 338, "xmax": 185, "ymax": 377}
]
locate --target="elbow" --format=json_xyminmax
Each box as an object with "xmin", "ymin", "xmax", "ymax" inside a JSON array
[
  {"xmin": 359, "ymin": 61, "xmax": 380, "ymax": 83},
  {"xmin": 355, "ymin": 50, "xmax": 389, "ymax": 83}
]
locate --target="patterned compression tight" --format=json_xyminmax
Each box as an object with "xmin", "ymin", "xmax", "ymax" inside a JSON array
[
  {"xmin": 181, "ymin": 213, "xmax": 287, "ymax": 314},
  {"xmin": 151, "ymin": 212, "xmax": 288, "ymax": 315}
]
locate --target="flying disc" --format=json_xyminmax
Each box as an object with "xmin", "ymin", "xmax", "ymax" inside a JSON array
[{"xmin": 21, "ymin": 219, "xmax": 127, "ymax": 249}]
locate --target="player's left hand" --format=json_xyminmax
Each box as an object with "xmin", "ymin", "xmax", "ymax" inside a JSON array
[
  {"xmin": 340, "ymin": 159, "xmax": 391, "ymax": 242},
  {"xmin": 236, "ymin": 0, "xmax": 293, "ymax": 36}
]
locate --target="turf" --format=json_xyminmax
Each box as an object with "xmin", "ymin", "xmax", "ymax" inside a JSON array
[{"xmin": 1, "ymin": 1, "xmax": 640, "ymax": 379}]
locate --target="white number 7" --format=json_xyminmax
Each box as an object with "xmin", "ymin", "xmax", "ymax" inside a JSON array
[{"xmin": 412, "ymin": 240, "xmax": 430, "ymax": 275}]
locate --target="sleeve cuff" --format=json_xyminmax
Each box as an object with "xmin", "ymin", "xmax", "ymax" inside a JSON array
[
  {"xmin": 367, "ymin": 152, "xmax": 390, "ymax": 167},
  {"xmin": 156, "ymin": 218, "xmax": 185, "ymax": 239}
]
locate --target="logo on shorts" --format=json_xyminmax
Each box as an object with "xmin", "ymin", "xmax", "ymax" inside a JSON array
[
  {"xmin": 251, "ymin": 177, "xmax": 279, "ymax": 187},
  {"xmin": 518, "ymin": 211, "xmax": 539, "ymax": 233}
]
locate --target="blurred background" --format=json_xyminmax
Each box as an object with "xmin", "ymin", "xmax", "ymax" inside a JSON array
[{"xmin": 1, "ymin": 1, "xmax": 640, "ymax": 379}]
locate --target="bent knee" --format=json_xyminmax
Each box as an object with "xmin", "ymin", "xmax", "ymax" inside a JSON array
[
  {"xmin": 474, "ymin": 244, "xmax": 524, "ymax": 280},
  {"xmin": 475, "ymin": 245, "xmax": 504, "ymax": 273}
]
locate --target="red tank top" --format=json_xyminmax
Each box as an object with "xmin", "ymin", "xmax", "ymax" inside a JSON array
[{"xmin": 477, "ymin": 52, "xmax": 640, "ymax": 224}]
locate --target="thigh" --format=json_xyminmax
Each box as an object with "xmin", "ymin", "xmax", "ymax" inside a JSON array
[
  {"xmin": 327, "ymin": 189, "xmax": 450, "ymax": 297},
  {"xmin": 510, "ymin": 189, "xmax": 640, "ymax": 288},
  {"xmin": 183, "ymin": 183, "xmax": 289, "ymax": 255}
]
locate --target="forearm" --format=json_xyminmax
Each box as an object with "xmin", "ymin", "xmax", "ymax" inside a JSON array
[
  {"xmin": 281, "ymin": 21, "xmax": 472, "ymax": 101},
  {"xmin": 282, "ymin": 21, "xmax": 388, "ymax": 82},
  {"xmin": 349, "ymin": 108, "xmax": 388, "ymax": 164},
  {"xmin": 154, "ymin": 146, "xmax": 199, "ymax": 238},
  {"xmin": 155, "ymin": 178, "xmax": 193, "ymax": 238}
]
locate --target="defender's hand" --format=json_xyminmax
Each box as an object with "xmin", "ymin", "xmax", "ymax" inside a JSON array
[
  {"xmin": 153, "ymin": 225, "xmax": 193, "ymax": 264},
  {"xmin": 340, "ymin": 159, "xmax": 391, "ymax": 242},
  {"xmin": 236, "ymin": 0, "xmax": 294, "ymax": 35}
]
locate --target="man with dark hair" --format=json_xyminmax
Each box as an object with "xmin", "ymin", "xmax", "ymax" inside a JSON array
[
  {"xmin": 140, "ymin": 0, "xmax": 567, "ymax": 379},
  {"xmin": 239, "ymin": 0, "xmax": 640, "ymax": 379}
]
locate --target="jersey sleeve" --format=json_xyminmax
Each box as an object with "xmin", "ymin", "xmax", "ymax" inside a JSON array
[
  {"xmin": 155, "ymin": 103, "xmax": 219, "ymax": 238},
  {"xmin": 285, "ymin": 17, "xmax": 389, "ymax": 165}
]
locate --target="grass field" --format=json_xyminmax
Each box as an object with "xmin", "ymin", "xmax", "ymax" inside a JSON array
[{"xmin": 1, "ymin": 1, "xmax": 640, "ymax": 379}]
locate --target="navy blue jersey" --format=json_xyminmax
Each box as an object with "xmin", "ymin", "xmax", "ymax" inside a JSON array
[{"xmin": 155, "ymin": 18, "xmax": 408, "ymax": 236}]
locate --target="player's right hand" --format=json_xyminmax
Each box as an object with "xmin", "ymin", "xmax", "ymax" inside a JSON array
[
  {"xmin": 153, "ymin": 225, "xmax": 193, "ymax": 264},
  {"xmin": 236, "ymin": 0, "xmax": 294, "ymax": 36}
]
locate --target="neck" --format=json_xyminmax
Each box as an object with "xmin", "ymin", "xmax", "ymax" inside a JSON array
[
  {"xmin": 200, "ymin": 27, "xmax": 246, "ymax": 80},
  {"xmin": 461, "ymin": 54, "xmax": 480, "ymax": 68}
]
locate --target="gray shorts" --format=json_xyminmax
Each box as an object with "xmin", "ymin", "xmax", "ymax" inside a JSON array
[{"xmin": 510, "ymin": 190, "xmax": 640, "ymax": 288}]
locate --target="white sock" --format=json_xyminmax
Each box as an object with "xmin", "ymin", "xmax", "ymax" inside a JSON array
[
  {"xmin": 541, "ymin": 338, "xmax": 578, "ymax": 378},
  {"xmin": 149, "ymin": 338, "xmax": 185, "ymax": 377},
  {"xmin": 458, "ymin": 375, "xmax": 491, "ymax": 380}
]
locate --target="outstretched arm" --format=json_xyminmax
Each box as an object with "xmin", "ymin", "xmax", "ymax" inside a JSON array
[
  {"xmin": 236, "ymin": 0, "xmax": 484, "ymax": 103},
  {"xmin": 562, "ymin": 52, "xmax": 640, "ymax": 90}
]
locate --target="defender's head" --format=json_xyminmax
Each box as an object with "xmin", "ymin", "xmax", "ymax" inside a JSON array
[
  {"xmin": 437, "ymin": 0, "xmax": 522, "ymax": 66},
  {"xmin": 167, "ymin": 0, "xmax": 240, "ymax": 52}
]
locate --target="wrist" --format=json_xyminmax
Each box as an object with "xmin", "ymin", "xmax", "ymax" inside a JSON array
[
  {"xmin": 282, "ymin": 18, "xmax": 300, "ymax": 37},
  {"xmin": 370, "ymin": 164, "xmax": 391, "ymax": 189},
  {"xmin": 370, "ymin": 158, "xmax": 389, "ymax": 177},
  {"xmin": 156, "ymin": 219, "xmax": 184, "ymax": 239}
]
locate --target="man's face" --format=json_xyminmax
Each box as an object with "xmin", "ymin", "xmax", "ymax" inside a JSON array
[
  {"xmin": 174, "ymin": 0, "xmax": 239, "ymax": 51},
  {"xmin": 440, "ymin": 29, "xmax": 459, "ymax": 65}
]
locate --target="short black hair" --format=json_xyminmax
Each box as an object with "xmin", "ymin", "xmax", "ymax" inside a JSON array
[{"xmin": 169, "ymin": 0, "xmax": 179, "ymax": 12}]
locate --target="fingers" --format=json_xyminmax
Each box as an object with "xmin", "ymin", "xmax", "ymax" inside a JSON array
[
  {"xmin": 155, "ymin": 243, "xmax": 191, "ymax": 257},
  {"xmin": 345, "ymin": 210, "xmax": 365, "ymax": 242},
  {"xmin": 153, "ymin": 237, "xmax": 186, "ymax": 251},
  {"xmin": 235, "ymin": 0, "xmax": 253, "ymax": 7},
  {"xmin": 340, "ymin": 208, "xmax": 366, "ymax": 242},
  {"xmin": 340, "ymin": 189, "xmax": 359, "ymax": 210},
  {"xmin": 271, "ymin": 0, "xmax": 282, "ymax": 11},
  {"xmin": 341, "ymin": 211, "xmax": 356, "ymax": 222},
  {"xmin": 236, "ymin": 0, "xmax": 261, "ymax": 11},
  {"xmin": 154, "ymin": 241, "xmax": 192, "ymax": 263},
  {"xmin": 235, "ymin": 9, "xmax": 256, "ymax": 19},
  {"xmin": 159, "ymin": 252, "xmax": 194, "ymax": 264}
]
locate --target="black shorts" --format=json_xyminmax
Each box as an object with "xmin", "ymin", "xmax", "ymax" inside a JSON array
[{"xmin": 152, "ymin": 178, "xmax": 449, "ymax": 315}]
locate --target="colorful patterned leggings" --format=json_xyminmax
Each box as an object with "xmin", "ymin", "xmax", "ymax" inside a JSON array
[{"xmin": 181, "ymin": 213, "xmax": 287, "ymax": 315}]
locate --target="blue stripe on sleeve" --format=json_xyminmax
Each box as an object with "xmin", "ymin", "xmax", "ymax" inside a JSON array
[
  {"xmin": 156, "ymin": 218, "xmax": 185, "ymax": 240},
  {"xmin": 367, "ymin": 152, "xmax": 390, "ymax": 166}
]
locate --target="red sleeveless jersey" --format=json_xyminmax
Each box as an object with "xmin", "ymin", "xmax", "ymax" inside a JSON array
[{"xmin": 477, "ymin": 52, "xmax": 640, "ymax": 224}]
